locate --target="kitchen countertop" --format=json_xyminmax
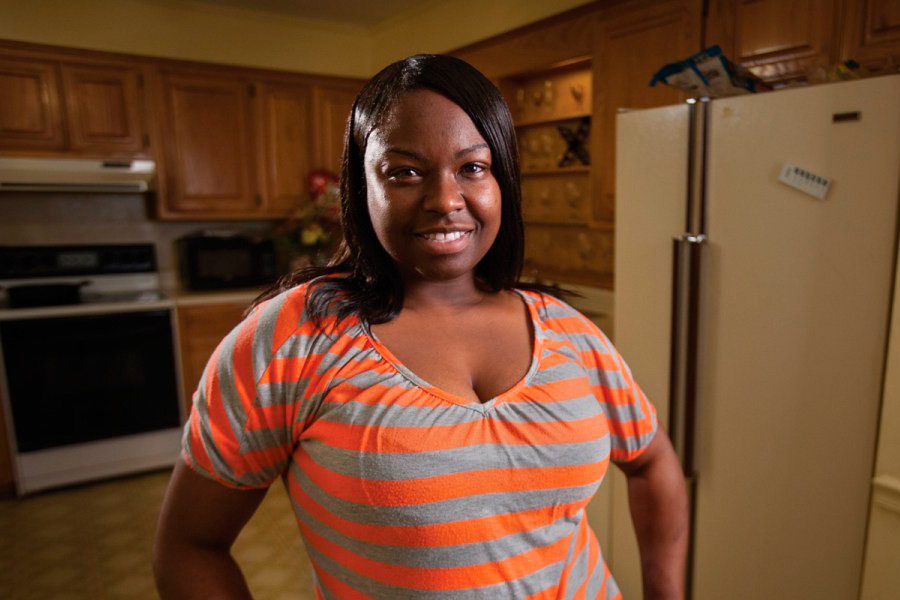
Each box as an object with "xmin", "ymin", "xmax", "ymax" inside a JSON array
[{"xmin": 169, "ymin": 287, "xmax": 266, "ymax": 307}]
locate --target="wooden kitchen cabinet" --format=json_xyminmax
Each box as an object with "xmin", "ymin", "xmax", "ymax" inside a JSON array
[
  {"xmin": 524, "ymin": 222, "xmax": 615, "ymax": 288},
  {"xmin": 312, "ymin": 83, "xmax": 359, "ymax": 175},
  {"xmin": 705, "ymin": 0, "xmax": 843, "ymax": 84},
  {"xmin": 452, "ymin": 0, "xmax": 700, "ymax": 289},
  {"xmin": 257, "ymin": 81, "xmax": 314, "ymax": 215},
  {"xmin": 177, "ymin": 301, "xmax": 248, "ymax": 412},
  {"xmin": 59, "ymin": 62, "xmax": 148, "ymax": 155},
  {"xmin": 0, "ymin": 51, "xmax": 149, "ymax": 157},
  {"xmin": 0, "ymin": 55, "xmax": 66, "ymax": 152},
  {"xmin": 153, "ymin": 68, "xmax": 361, "ymax": 220},
  {"xmin": 593, "ymin": 0, "xmax": 702, "ymax": 223},
  {"xmin": 841, "ymin": 0, "xmax": 900, "ymax": 73},
  {"xmin": 155, "ymin": 71, "xmax": 259, "ymax": 217}
]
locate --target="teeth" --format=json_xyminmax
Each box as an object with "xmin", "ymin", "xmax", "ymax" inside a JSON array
[{"xmin": 421, "ymin": 231, "xmax": 468, "ymax": 242}]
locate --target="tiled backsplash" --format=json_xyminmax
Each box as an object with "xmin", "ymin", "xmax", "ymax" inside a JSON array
[{"xmin": 0, "ymin": 193, "xmax": 271, "ymax": 289}]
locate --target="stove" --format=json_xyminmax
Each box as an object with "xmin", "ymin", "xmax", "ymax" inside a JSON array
[
  {"xmin": 0, "ymin": 244, "xmax": 171, "ymax": 316},
  {"xmin": 0, "ymin": 244, "xmax": 183, "ymax": 494}
]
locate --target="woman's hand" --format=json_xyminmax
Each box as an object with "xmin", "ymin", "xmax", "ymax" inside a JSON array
[
  {"xmin": 152, "ymin": 461, "xmax": 268, "ymax": 599},
  {"xmin": 616, "ymin": 429, "xmax": 689, "ymax": 599}
]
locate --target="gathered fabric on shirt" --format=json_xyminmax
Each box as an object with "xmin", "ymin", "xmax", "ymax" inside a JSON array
[{"xmin": 182, "ymin": 282, "xmax": 657, "ymax": 599}]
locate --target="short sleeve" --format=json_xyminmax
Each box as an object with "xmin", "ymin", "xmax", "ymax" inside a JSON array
[
  {"xmin": 586, "ymin": 328, "xmax": 658, "ymax": 463},
  {"xmin": 535, "ymin": 293, "xmax": 658, "ymax": 463},
  {"xmin": 181, "ymin": 287, "xmax": 310, "ymax": 489}
]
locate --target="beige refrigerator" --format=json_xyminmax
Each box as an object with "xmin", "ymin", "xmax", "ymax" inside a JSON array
[{"xmin": 611, "ymin": 75, "xmax": 900, "ymax": 599}]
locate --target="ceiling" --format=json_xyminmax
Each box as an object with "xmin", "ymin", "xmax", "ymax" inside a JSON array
[{"xmin": 191, "ymin": 0, "xmax": 430, "ymax": 26}]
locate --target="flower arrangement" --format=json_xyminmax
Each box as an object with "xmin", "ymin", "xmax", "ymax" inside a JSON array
[{"xmin": 271, "ymin": 169, "xmax": 342, "ymax": 273}]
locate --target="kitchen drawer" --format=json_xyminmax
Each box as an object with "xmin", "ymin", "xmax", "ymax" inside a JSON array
[
  {"xmin": 522, "ymin": 173, "xmax": 591, "ymax": 224},
  {"xmin": 508, "ymin": 67, "xmax": 591, "ymax": 125},
  {"xmin": 176, "ymin": 301, "xmax": 247, "ymax": 410},
  {"xmin": 524, "ymin": 224, "xmax": 613, "ymax": 287}
]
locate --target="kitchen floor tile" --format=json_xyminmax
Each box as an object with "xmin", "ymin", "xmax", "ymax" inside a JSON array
[{"xmin": 0, "ymin": 470, "xmax": 316, "ymax": 599}]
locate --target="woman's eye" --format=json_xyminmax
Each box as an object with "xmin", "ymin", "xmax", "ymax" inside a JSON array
[
  {"xmin": 388, "ymin": 167, "xmax": 419, "ymax": 180},
  {"xmin": 462, "ymin": 163, "xmax": 488, "ymax": 175}
]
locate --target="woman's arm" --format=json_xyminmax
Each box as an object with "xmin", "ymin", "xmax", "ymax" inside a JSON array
[
  {"xmin": 152, "ymin": 460, "xmax": 268, "ymax": 600},
  {"xmin": 616, "ymin": 429, "xmax": 689, "ymax": 599}
]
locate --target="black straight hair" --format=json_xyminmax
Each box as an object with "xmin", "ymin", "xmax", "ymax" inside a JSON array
[{"xmin": 249, "ymin": 53, "xmax": 564, "ymax": 325}]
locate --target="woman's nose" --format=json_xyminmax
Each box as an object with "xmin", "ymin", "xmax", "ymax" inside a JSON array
[{"xmin": 422, "ymin": 172, "xmax": 464, "ymax": 214}]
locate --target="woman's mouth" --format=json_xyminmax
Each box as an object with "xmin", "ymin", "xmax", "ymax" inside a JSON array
[
  {"xmin": 414, "ymin": 229, "xmax": 474, "ymax": 253},
  {"xmin": 417, "ymin": 230, "xmax": 471, "ymax": 242}
]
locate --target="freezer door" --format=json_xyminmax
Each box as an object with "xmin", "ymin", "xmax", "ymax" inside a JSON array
[
  {"xmin": 612, "ymin": 102, "xmax": 691, "ymax": 597},
  {"xmin": 691, "ymin": 75, "xmax": 900, "ymax": 600},
  {"xmin": 613, "ymin": 75, "xmax": 900, "ymax": 600}
]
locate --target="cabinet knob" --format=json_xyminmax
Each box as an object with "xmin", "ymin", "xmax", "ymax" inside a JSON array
[
  {"xmin": 539, "ymin": 188, "xmax": 552, "ymax": 206},
  {"xmin": 570, "ymin": 84, "xmax": 584, "ymax": 103},
  {"xmin": 542, "ymin": 80, "xmax": 554, "ymax": 111}
]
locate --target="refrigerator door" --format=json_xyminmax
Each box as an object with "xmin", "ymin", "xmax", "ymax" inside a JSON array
[
  {"xmin": 614, "ymin": 75, "xmax": 900, "ymax": 599},
  {"xmin": 612, "ymin": 102, "xmax": 691, "ymax": 596},
  {"xmin": 692, "ymin": 75, "xmax": 900, "ymax": 600}
]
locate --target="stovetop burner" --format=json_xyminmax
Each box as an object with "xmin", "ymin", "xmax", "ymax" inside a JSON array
[{"xmin": 0, "ymin": 244, "xmax": 164, "ymax": 311}]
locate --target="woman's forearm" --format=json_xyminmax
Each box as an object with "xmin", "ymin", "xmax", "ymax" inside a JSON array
[
  {"xmin": 153, "ymin": 461, "xmax": 268, "ymax": 600},
  {"xmin": 624, "ymin": 432, "xmax": 690, "ymax": 599},
  {"xmin": 153, "ymin": 541, "xmax": 253, "ymax": 600}
]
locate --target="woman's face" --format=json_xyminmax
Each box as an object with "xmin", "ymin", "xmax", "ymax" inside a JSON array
[{"xmin": 363, "ymin": 89, "xmax": 502, "ymax": 285}]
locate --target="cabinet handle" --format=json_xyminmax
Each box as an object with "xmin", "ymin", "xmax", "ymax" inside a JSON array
[{"xmin": 255, "ymin": 193, "xmax": 263, "ymax": 207}]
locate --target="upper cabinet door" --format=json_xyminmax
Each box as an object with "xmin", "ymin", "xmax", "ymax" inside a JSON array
[
  {"xmin": 257, "ymin": 81, "xmax": 313, "ymax": 216},
  {"xmin": 841, "ymin": 0, "xmax": 900, "ymax": 72},
  {"xmin": 312, "ymin": 84, "xmax": 359, "ymax": 175},
  {"xmin": 60, "ymin": 63, "xmax": 147, "ymax": 156},
  {"xmin": 594, "ymin": 0, "xmax": 702, "ymax": 222},
  {"xmin": 706, "ymin": 0, "xmax": 842, "ymax": 83},
  {"xmin": 0, "ymin": 56, "xmax": 66, "ymax": 151},
  {"xmin": 158, "ymin": 72, "xmax": 257, "ymax": 215}
]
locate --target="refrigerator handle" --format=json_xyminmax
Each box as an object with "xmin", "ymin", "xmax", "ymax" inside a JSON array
[
  {"xmin": 669, "ymin": 233, "xmax": 705, "ymax": 477},
  {"xmin": 668, "ymin": 236, "xmax": 684, "ymax": 456}
]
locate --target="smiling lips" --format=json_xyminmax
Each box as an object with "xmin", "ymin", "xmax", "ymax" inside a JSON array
[
  {"xmin": 414, "ymin": 228, "xmax": 475, "ymax": 253},
  {"xmin": 417, "ymin": 230, "xmax": 471, "ymax": 242}
]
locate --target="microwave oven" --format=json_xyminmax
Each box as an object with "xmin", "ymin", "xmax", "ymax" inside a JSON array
[{"xmin": 176, "ymin": 231, "xmax": 277, "ymax": 291}]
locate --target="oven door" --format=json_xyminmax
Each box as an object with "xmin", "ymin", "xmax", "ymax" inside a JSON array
[{"xmin": 0, "ymin": 309, "xmax": 183, "ymax": 493}]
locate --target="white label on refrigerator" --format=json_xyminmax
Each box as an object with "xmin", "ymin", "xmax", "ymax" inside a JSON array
[{"xmin": 778, "ymin": 163, "xmax": 831, "ymax": 199}]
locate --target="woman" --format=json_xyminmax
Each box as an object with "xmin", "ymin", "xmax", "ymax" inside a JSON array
[{"xmin": 153, "ymin": 54, "xmax": 688, "ymax": 599}]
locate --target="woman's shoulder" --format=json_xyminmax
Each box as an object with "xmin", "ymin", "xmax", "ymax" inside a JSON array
[
  {"xmin": 515, "ymin": 287, "xmax": 588, "ymax": 321},
  {"xmin": 515, "ymin": 287, "xmax": 612, "ymax": 346},
  {"xmin": 236, "ymin": 276, "xmax": 357, "ymax": 348}
]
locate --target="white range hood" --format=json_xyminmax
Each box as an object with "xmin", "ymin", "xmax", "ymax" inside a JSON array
[{"xmin": 0, "ymin": 157, "xmax": 156, "ymax": 193}]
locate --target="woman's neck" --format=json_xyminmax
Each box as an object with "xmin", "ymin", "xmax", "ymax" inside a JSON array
[{"xmin": 401, "ymin": 275, "xmax": 491, "ymax": 312}]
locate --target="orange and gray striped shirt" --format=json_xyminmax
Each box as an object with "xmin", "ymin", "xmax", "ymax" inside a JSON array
[{"xmin": 183, "ymin": 282, "xmax": 657, "ymax": 599}]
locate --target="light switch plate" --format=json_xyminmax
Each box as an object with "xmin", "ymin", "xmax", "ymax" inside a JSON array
[{"xmin": 779, "ymin": 162, "xmax": 831, "ymax": 199}]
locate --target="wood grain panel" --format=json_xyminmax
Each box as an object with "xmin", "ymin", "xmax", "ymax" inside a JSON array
[
  {"xmin": 0, "ymin": 56, "xmax": 65, "ymax": 151},
  {"xmin": 177, "ymin": 302, "xmax": 247, "ymax": 412},
  {"xmin": 60, "ymin": 63, "xmax": 146, "ymax": 155},
  {"xmin": 258, "ymin": 81, "xmax": 313, "ymax": 215},
  {"xmin": 594, "ymin": 0, "xmax": 700, "ymax": 222},
  {"xmin": 451, "ymin": 5, "xmax": 595, "ymax": 78},
  {"xmin": 523, "ymin": 223, "xmax": 614, "ymax": 288},
  {"xmin": 159, "ymin": 72, "xmax": 257, "ymax": 214},
  {"xmin": 312, "ymin": 83, "xmax": 358, "ymax": 176},
  {"xmin": 841, "ymin": 0, "xmax": 900, "ymax": 72},
  {"xmin": 503, "ymin": 64, "xmax": 592, "ymax": 125},
  {"xmin": 706, "ymin": 0, "xmax": 841, "ymax": 82},
  {"xmin": 522, "ymin": 172, "xmax": 592, "ymax": 224}
]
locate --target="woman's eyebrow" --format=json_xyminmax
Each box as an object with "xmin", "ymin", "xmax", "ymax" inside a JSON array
[
  {"xmin": 386, "ymin": 147, "xmax": 425, "ymax": 160},
  {"xmin": 385, "ymin": 143, "xmax": 489, "ymax": 161},
  {"xmin": 456, "ymin": 143, "xmax": 489, "ymax": 158}
]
